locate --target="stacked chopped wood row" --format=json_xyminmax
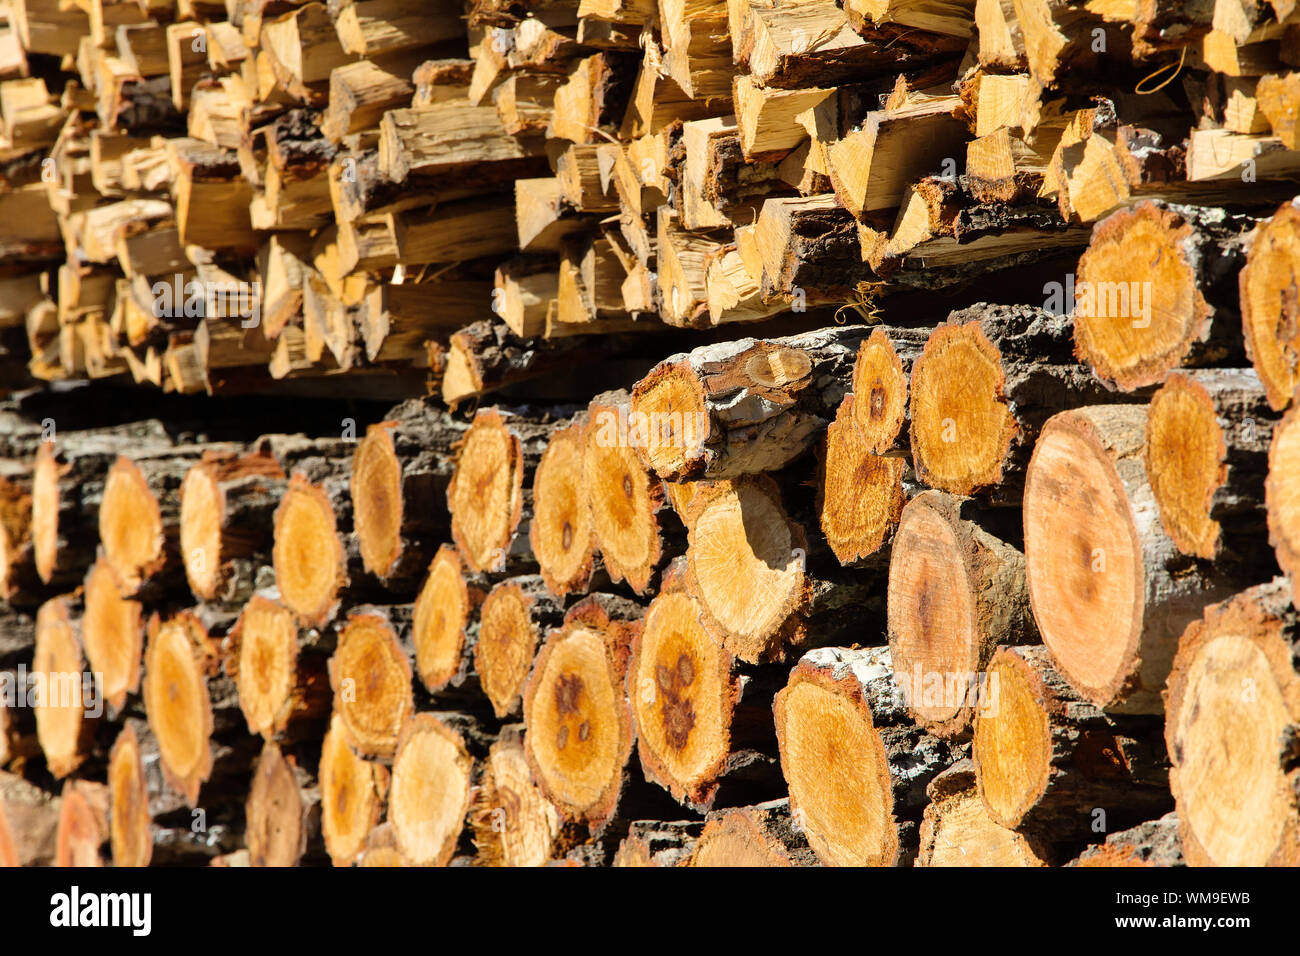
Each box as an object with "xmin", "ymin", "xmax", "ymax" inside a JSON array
[{"xmin": 2, "ymin": 0, "xmax": 1300, "ymax": 868}]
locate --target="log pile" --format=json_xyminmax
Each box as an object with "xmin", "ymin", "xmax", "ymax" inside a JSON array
[{"xmin": 1, "ymin": 0, "xmax": 1299, "ymax": 868}]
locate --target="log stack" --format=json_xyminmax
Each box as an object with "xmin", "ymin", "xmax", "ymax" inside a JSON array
[{"xmin": 1, "ymin": 0, "xmax": 1299, "ymax": 868}]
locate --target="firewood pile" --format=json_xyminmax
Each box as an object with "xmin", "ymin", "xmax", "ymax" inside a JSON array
[{"xmin": 0, "ymin": 0, "xmax": 1299, "ymax": 868}]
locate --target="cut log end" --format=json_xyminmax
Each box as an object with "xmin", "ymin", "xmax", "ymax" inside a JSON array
[
  {"xmin": 629, "ymin": 581, "xmax": 734, "ymax": 810},
  {"xmin": 246, "ymin": 741, "xmax": 310, "ymax": 867},
  {"xmin": 83, "ymin": 559, "xmax": 144, "ymax": 712},
  {"xmin": 108, "ymin": 725, "xmax": 152, "ymax": 868},
  {"xmin": 523, "ymin": 613, "xmax": 636, "ymax": 829},
  {"xmin": 329, "ymin": 612, "xmax": 414, "ymax": 759},
  {"xmin": 179, "ymin": 461, "xmax": 225, "ymax": 600},
  {"xmin": 31, "ymin": 443, "xmax": 59, "ymax": 585},
  {"xmin": 470, "ymin": 729, "xmax": 561, "ymax": 867},
  {"xmin": 1268, "ymin": 404, "xmax": 1300, "ymax": 587},
  {"xmin": 685, "ymin": 477, "xmax": 808, "ymax": 664},
  {"xmin": 33, "ymin": 596, "xmax": 90, "ymax": 779},
  {"xmin": 1240, "ymin": 201, "xmax": 1300, "ymax": 412},
  {"xmin": 389, "ymin": 714, "xmax": 473, "ymax": 867},
  {"xmin": 272, "ymin": 473, "xmax": 347, "ymax": 627},
  {"xmin": 230, "ymin": 595, "xmax": 309, "ymax": 738},
  {"xmin": 530, "ymin": 423, "xmax": 597, "ymax": 598},
  {"xmin": 1145, "ymin": 373, "xmax": 1228, "ymax": 559},
  {"xmin": 142, "ymin": 611, "xmax": 216, "ymax": 806},
  {"xmin": 819, "ymin": 394, "xmax": 906, "ymax": 565},
  {"xmin": 1023, "ymin": 408, "xmax": 1144, "ymax": 708},
  {"xmin": 351, "ymin": 422, "xmax": 405, "ymax": 580},
  {"xmin": 773, "ymin": 655, "xmax": 900, "ymax": 867},
  {"xmin": 56, "ymin": 781, "xmax": 108, "ymax": 867},
  {"xmin": 851, "ymin": 327, "xmax": 908, "ymax": 452},
  {"xmin": 583, "ymin": 400, "xmax": 664, "ymax": 594},
  {"xmin": 475, "ymin": 581, "xmax": 540, "ymax": 719},
  {"xmin": 687, "ymin": 807, "xmax": 803, "ymax": 867},
  {"xmin": 917, "ymin": 763, "xmax": 1050, "ymax": 867},
  {"xmin": 1164, "ymin": 581, "xmax": 1300, "ymax": 867},
  {"xmin": 1074, "ymin": 203, "xmax": 1212, "ymax": 392},
  {"xmin": 99, "ymin": 456, "xmax": 166, "ymax": 595},
  {"xmin": 628, "ymin": 361, "xmax": 710, "ymax": 480},
  {"xmin": 971, "ymin": 647, "xmax": 1053, "ymax": 830},
  {"xmin": 412, "ymin": 546, "xmax": 472, "ymax": 693},
  {"xmin": 888, "ymin": 494, "xmax": 981, "ymax": 736},
  {"xmin": 319, "ymin": 713, "xmax": 388, "ymax": 867},
  {"xmin": 448, "ymin": 408, "xmax": 524, "ymax": 574},
  {"xmin": 910, "ymin": 321, "xmax": 1016, "ymax": 495}
]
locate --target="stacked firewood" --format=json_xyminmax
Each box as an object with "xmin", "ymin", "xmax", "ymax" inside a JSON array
[{"xmin": 1, "ymin": 0, "xmax": 1300, "ymax": 867}]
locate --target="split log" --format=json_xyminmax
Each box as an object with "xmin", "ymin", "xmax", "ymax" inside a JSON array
[
  {"xmin": 582, "ymin": 392, "xmax": 677, "ymax": 594},
  {"xmin": 530, "ymin": 420, "xmax": 599, "ymax": 597},
  {"xmin": 245, "ymin": 740, "xmax": 323, "ymax": 867},
  {"xmin": 388, "ymin": 712, "xmax": 475, "ymax": 867},
  {"xmin": 887, "ymin": 491, "xmax": 1035, "ymax": 738},
  {"xmin": 1145, "ymin": 369, "xmax": 1272, "ymax": 562},
  {"xmin": 773, "ymin": 646, "xmax": 962, "ymax": 866},
  {"xmin": 916, "ymin": 760, "xmax": 1053, "ymax": 866},
  {"xmin": 142, "ymin": 609, "xmax": 256, "ymax": 808},
  {"xmin": 629, "ymin": 325, "xmax": 865, "ymax": 481},
  {"xmin": 684, "ymin": 799, "xmax": 817, "ymax": 866},
  {"xmin": 522, "ymin": 595, "xmax": 640, "ymax": 830},
  {"xmin": 1239, "ymin": 198, "xmax": 1300, "ymax": 411},
  {"xmin": 1024, "ymin": 405, "xmax": 1248, "ymax": 712},
  {"xmin": 470, "ymin": 725, "xmax": 566, "ymax": 867},
  {"xmin": 410, "ymin": 545, "xmax": 483, "ymax": 695},
  {"xmin": 319, "ymin": 712, "xmax": 389, "ymax": 866},
  {"xmin": 972, "ymin": 645, "xmax": 1171, "ymax": 843},
  {"xmin": 627, "ymin": 561, "xmax": 783, "ymax": 811},
  {"xmin": 1069, "ymin": 812, "xmax": 1184, "ymax": 867},
  {"xmin": 475, "ymin": 576, "xmax": 563, "ymax": 719},
  {"xmin": 224, "ymin": 594, "xmax": 332, "ymax": 742},
  {"xmin": 1163, "ymin": 578, "xmax": 1300, "ymax": 867},
  {"xmin": 754, "ymin": 194, "xmax": 873, "ymax": 303},
  {"xmin": 350, "ymin": 400, "xmax": 463, "ymax": 589},
  {"xmin": 447, "ymin": 406, "xmax": 550, "ymax": 574},
  {"xmin": 81, "ymin": 558, "xmax": 144, "ymax": 713},
  {"xmin": 179, "ymin": 448, "xmax": 286, "ymax": 603},
  {"xmin": 327, "ymin": 609, "xmax": 415, "ymax": 759},
  {"xmin": 32, "ymin": 594, "xmax": 98, "ymax": 779},
  {"xmin": 1073, "ymin": 202, "xmax": 1255, "ymax": 391}
]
